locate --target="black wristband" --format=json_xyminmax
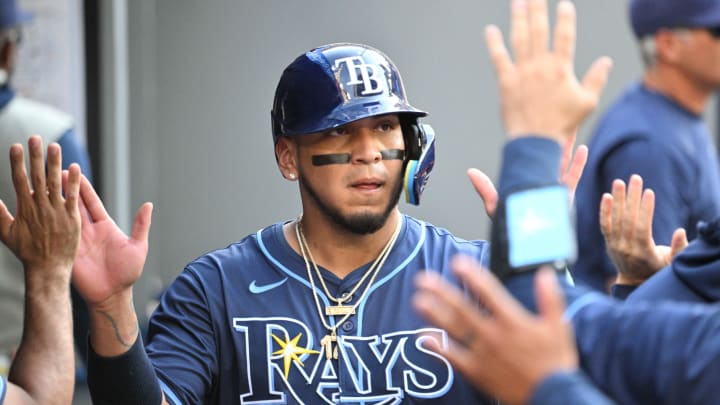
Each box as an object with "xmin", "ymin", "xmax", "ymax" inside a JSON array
[{"xmin": 87, "ymin": 335, "xmax": 163, "ymax": 405}]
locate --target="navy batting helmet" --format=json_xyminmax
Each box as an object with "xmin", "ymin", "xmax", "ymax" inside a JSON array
[{"xmin": 271, "ymin": 43, "xmax": 435, "ymax": 205}]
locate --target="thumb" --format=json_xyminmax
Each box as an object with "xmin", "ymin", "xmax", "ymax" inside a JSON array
[
  {"xmin": 669, "ymin": 228, "xmax": 688, "ymax": 259},
  {"xmin": 130, "ymin": 202, "xmax": 154, "ymax": 243},
  {"xmin": 467, "ymin": 168, "xmax": 498, "ymax": 219}
]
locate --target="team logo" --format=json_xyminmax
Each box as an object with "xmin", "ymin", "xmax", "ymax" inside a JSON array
[
  {"xmin": 232, "ymin": 317, "xmax": 454, "ymax": 404},
  {"xmin": 334, "ymin": 56, "xmax": 388, "ymax": 97}
]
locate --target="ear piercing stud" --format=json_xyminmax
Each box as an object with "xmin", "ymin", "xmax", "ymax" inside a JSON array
[{"xmin": 288, "ymin": 173, "xmax": 296, "ymax": 180}]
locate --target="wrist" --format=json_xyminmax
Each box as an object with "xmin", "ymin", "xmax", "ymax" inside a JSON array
[
  {"xmin": 615, "ymin": 272, "xmax": 646, "ymax": 286},
  {"xmin": 89, "ymin": 289, "xmax": 140, "ymax": 356},
  {"xmin": 24, "ymin": 264, "xmax": 73, "ymax": 292}
]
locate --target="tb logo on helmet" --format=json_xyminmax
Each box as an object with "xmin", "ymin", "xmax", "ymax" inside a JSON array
[{"xmin": 334, "ymin": 56, "xmax": 386, "ymax": 97}]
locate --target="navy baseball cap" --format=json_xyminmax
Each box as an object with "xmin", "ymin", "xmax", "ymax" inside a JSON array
[
  {"xmin": 630, "ymin": 0, "xmax": 720, "ymax": 37},
  {"xmin": 0, "ymin": 0, "xmax": 31, "ymax": 30}
]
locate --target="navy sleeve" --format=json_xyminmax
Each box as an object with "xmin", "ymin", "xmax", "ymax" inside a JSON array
[
  {"xmin": 145, "ymin": 268, "xmax": 219, "ymax": 404},
  {"xmin": 57, "ymin": 129, "xmax": 93, "ymax": 183},
  {"xmin": 498, "ymin": 136, "xmax": 562, "ymax": 198},
  {"xmin": 601, "ymin": 139, "xmax": 687, "ymax": 245},
  {"xmin": 529, "ymin": 371, "xmax": 616, "ymax": 405},
  {"xmin": 570, "ymin": 297, "xmax": 720, "ymax": 404},
  {"xmin": 609, "ymin": 284, "xmax": 636, "ymax": 300}
]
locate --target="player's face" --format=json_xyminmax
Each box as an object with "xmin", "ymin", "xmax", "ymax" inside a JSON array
[
  {"xmin": 674, "ymin": 29, "xmax": 720, "ymax": 89},
  {"xmin": 293, "ymin": 114, "xmax": 405, "ymax": 235}
]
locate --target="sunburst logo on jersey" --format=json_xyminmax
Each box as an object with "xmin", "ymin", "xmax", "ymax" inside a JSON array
[{"xmin": 271, "ymin": 332, "xmax": 321, "ymax": 378}]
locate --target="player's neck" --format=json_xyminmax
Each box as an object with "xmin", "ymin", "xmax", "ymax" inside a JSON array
[
  {"xmin": 284, "ymin": 209, "xmax": 402, "ymax": 279},
  {"xmin": 643, "ymin": 67, "xmax": 712, "ymax": 115}
]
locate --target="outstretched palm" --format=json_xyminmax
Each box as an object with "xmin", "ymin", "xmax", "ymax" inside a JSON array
[{"xmin": 72, "ymin": 175, "xmax": 153, "ymax": 307}]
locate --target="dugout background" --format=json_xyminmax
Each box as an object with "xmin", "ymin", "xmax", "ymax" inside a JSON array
[{"xmin": 83, "ymin": 1, "xmax": 716, "ymax": 321}]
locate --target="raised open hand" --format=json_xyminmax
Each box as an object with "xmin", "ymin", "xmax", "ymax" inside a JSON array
[
  {"xmin": 0, "ymin": 136, "xmax": 81, "ymax": 278},
  {"xmin": 468, "ymin": 140, "xmax": 588, "ymax": 218},
  {"xmin": 600, "ymin": 175, "xmax": 688, "ymax": 285},
  {"xmin": 486, "ymin": 0, "xmax": 612, "ymax": 142},
  {"xmin": 413, "ymin": 258, "xmax": 576, "ymax": 405},
  {"xmin": 71, "ymin": 175, "xmax": 153, "ymax": 308}
]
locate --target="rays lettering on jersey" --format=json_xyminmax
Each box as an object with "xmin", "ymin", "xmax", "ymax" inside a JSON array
[{"xmin": 233, "ymin": 317, "xmax": 454, "ymax": 404}]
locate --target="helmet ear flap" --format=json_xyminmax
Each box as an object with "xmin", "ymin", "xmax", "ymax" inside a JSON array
[
  {"xmin": 402, "ymin": 119, "xmax": 424, "ymax": 161},
  {"xmin": 403, "ymin": 123, "xmax": 435, "ymax": 205}
]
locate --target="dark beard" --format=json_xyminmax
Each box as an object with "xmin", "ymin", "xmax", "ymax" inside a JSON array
[{"xmin": 299, "ymin": 172, "xmax": 403, "ymax": 235}]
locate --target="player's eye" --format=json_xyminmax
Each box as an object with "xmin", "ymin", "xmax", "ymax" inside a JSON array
[
  {"xmin": 327, "ymin": 127, "xmax": 349, "ymax": 136},
  {"xmin": 377, "ymin": 121, "xmax": 398, "ymax": 132}
]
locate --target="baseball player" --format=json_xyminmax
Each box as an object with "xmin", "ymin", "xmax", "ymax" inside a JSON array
[
  {"xmin": 573, "ymin": 0, "xmax": 720, "ymax": 292},
  {"xmin": 73, "ymin": 0, "xmax": 607, "ymax": 403}
]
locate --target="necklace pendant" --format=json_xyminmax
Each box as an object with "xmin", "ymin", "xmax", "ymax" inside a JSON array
[
  {"xmin": 321, "ymin": 332, "xmax": 339, "ymax": 360},
  {"xmin": 325, "ymin": 305, "xmax": 355, "ymax": 316}
]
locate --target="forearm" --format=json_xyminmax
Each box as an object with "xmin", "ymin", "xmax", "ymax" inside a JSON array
[
  {"xmin": 88, "ymin": 289, "xmax": 140, "ymax": 357},
  {"xmin": 86, "ymin": 288, "xmax": 167, "ymax": 405},
  {"xmin": 9, "ymin": 265, "xmax": 74, "ymax": 405}
]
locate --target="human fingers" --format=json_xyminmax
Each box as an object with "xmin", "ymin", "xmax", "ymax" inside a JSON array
[
  {"xmin": 46, "ymin": 143, "xmax": 63, "ymax": 206},
  {"xmin": 528, "ymin": 0, "xmax": 549, "ymax": 57},
  {"xmin": 451, "ymin": 256, "xmax": 529, "ymax": 323},
  {"xmin": 485, "ymin": 25, "xmax": 514, "ymax": 85},
  {"xmin": 510, "ymin": 0, "xmax": 530, "ymax": 64},
  {"xmin": 637, "ymin": 187, "xmax": 655, "ymax": 244},
  {"xmin": 9, "ymin": 144, "xmax": 31, "ymax": 209},
  {"xmin": 609, "ymin": 179, "xmax": 626, "ymax": 242},
  {"xmin": 413, "ymin": 271, "xmax": 489, "ymax": 350},
  {"xmin": 28, "ymin": 136, "xmax": 48, "ymax": 204},
  {"xmin": 559, "ymin": 131, "xmax": 578, "ymax": 175},
  {"xmin": 79, "ymin": 175, "xmax": 110, "ymax": 222},
  {"xmin": 0, "ymin": 199, "xmax": 14, "ymax": 244},
  {"xmin": 553, "ymin": 0, "xmax": 576, "ymax": 64},
  {"xmin": 130, "ymin": 202, "xmax": 154, "ymax": 243},
  {"xmin": 599, "ymin": 193, "xmax": 613, "ymax": 239},
  {"xmin": 64, "ymin": 165, "xmax": 82, "ymax": 218},
  {"xmin": 580, "ymin": 56, "xmax": 613, "ymax": 103},
  {"xmin": 534, "ymin": 267, "xmax": 566, "ymax": 325},
  {"xmin": 467, "ymin": 168, "xmax": 498, "ymax": 218},
  {"xmin": 670, "ymin": 228, "xmax": 688, "ymax": 258},
  {"xmin": 562, "ymin": 145, "xmax": 588, "ymax": 201},
  {"xmin": 623, "ymin": 175, "xmax": 643, "ymax": 241}
]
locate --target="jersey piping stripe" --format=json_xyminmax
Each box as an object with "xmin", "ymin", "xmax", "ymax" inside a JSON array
[
  {"xmin": 256, "ymin": 227, "xmax": 338, "ymax": 328},
  {"xmin": 356, "ymin": 217, "xmax": 425, "ymax": 336},
  {"xmin": 564, "ymin": 292, "xmax": 604, "ymax": 321},
  {"xmin": 159, "ymin": 378, "xmax": 182, "ymax": 405}
]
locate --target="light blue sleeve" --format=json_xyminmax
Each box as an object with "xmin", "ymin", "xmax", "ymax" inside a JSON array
[{"xmin": 0, "ymin": 375, "xmax": 6, "ymax": 405}]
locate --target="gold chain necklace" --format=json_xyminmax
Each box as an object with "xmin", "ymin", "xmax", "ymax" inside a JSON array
[
  {"xmin": 297, "ymin": 220, "xmax": 390, "ymax": 315},
  {"xmin": 294, "ymin": 216, "xmax": 401, "ymax": 359}
]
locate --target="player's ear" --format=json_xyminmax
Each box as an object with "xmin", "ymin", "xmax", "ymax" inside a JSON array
[
  {"xmin": 653, "ymin": 29, "xmax": 685, "ymax": 64},
  {"xmin": 276, "ymin": 137, "xmax": 298, "ymax": 181}
]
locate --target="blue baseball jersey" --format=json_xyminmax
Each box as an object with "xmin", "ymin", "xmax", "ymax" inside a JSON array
[
  {"xmin": 574, "ymin": 83, "xmax": 720, "ymax": 291},
  {"xmin": 146, "ymin": 215, "xmax": 493, "ymax": 404}
]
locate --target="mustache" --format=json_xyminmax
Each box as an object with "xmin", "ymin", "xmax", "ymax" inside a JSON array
[{"xmin": 311, "ymin": 149, "xmax": 405, "ymax": 166}]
